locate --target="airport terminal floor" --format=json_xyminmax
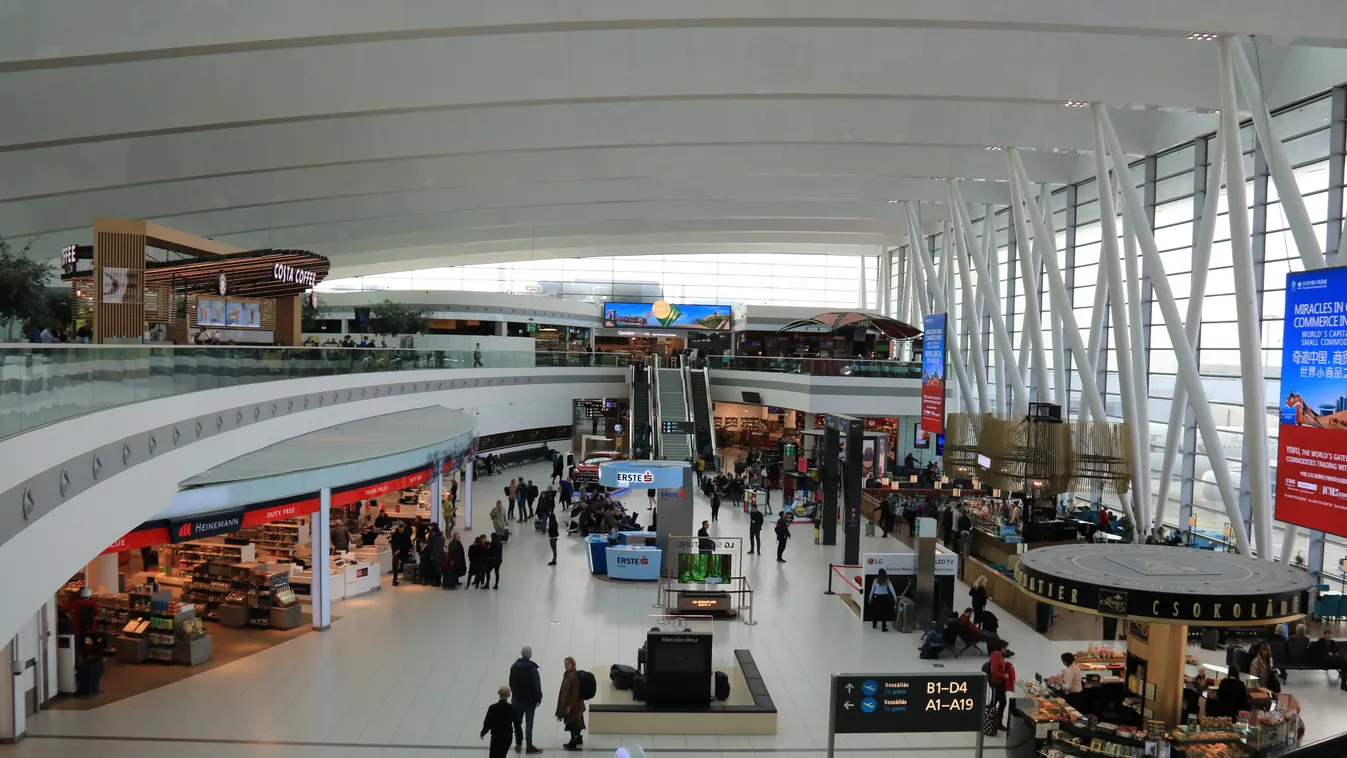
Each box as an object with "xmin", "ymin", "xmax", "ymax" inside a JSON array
[{"xmin": 8, "ymin": 453, "xmax": 1345, "ymax": 758}]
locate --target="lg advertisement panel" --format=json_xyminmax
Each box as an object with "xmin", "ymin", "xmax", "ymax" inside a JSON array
[
  {"xmin": 921, "ymin": 313, "xmax": 947, "ymax": 434},
  {"xmin": 1275, "ymin": 267, "xmax": 1347, "ymax": 536},
  {"xmin": 603, "ymin": 301, "xmax": 731, "ymax": 330}
]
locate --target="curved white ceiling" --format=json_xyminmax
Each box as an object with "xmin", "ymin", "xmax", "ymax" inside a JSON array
[{"xmin": 2, "ymin": 1, "xmax": 1345, "ymax": 275}]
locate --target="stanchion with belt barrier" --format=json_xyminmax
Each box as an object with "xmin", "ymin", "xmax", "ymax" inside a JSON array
[{"xmin": 825, "ymin": 563, "xmax": 862, "ymax": 595}]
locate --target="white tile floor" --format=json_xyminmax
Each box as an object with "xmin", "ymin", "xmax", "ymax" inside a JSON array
[{"xmin": 9, "ymin": 456, "xmax": 1345, "ymax": 758}]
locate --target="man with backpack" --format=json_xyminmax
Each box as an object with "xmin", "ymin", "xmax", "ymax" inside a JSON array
[{"xmin": 509, "ymin": 646, "xmax": 544, "ymax": 754}]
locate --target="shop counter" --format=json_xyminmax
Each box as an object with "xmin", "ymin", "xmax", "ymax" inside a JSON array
[
  {"xmin": 354, "ymin": 545, "xmax": 393, "ymax": 575},
  {"xmin": 586, "ymin": 534, "xmax": 610, "ymax": 574},
  {"xmin": 288, "ymin": 567, "xmax": 345, "ymax": 601},
  {"xmin": 618, "ymin": 531, "xmax": 656, "ymax": 546},
  {"xmin": 605, "ymin": 546, "xmax": 662, "ymax": 581},
  {"xmin": 341, "ymin": 561, "xmax": 380, "ymax": 597}
]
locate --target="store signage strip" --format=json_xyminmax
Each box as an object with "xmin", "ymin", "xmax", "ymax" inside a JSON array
[{"xmin": 598, "ymin": 460, "xmax": 688, "ymax": 489}]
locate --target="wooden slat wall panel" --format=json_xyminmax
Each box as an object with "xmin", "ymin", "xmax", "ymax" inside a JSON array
[{"xmin": 92, "ymin": 228, "xmax": 146, "ymax": 343}]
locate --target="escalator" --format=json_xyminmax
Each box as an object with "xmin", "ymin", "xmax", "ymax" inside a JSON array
[
  {"xmin": 686, "ymin": 368, "xmax": 717, "ymax": 471},
  {"xmin": 656, "ymin": 368, "xmax": 692, "ymax": 461},
  {"xmin": 630, "ymin": 366, "xmax": 652, "ymax": 460}
]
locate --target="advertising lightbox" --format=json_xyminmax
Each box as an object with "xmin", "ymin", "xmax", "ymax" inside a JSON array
[
  {"xmin": 921, "ymin": 314, "xmax": 947, "ymax": 434},
  {"xmin": 603, "ymin": 301, "xmax": 731, "ymax": 330},
  {"xmin": 1275, "ymin": 267, "xmax": 1347, "ymax": 536}
]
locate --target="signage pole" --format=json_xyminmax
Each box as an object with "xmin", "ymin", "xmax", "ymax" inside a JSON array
[
  {"xmin": 826, "ymin": 674, "xmax": 838, "ymax": 758},
  {"xmin": 974, "ymin": 723, "xmax": 984, "ymax": 758}
]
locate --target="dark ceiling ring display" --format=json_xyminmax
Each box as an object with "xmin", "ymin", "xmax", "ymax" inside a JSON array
[
  {"xmin": 62, "ymin": 247, "xmax": 329, "ymax": 300},
  {"xmin": 1014, "ymin": 544, "xmax": 1314, "ymax": 626}
]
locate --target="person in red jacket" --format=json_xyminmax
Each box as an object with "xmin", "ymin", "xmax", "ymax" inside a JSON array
[{"xmin": 988, "ymin": 640, "xmax": 1015, "ymax": 732}]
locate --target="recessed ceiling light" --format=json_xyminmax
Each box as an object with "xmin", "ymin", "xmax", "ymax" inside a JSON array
[
  {"xmin": 1187, "ymin": 32, "xmax": 1219, "ymax": 41},
  {"xmin": 985, "ymin": 146, "xmax": 1002, "ymax": 151},
  {"xmin": 1063, "ymin": 101, "xmax": 1089, "ymax": 108},
  {"xmin": 887, "ymin": 199, "xmax": 900, "ymax": 204}
]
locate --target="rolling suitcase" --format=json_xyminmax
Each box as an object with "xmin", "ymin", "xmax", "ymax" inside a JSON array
[
  {"xmin": 895, "ymin": 597, "xmax": 916, "ymax": 634},
  {"xmin": 865, "ymin": 520, "xmax": 876, "ymax": 537},
  {"xmin": 534, "ymin": 515, "xmax": 547, "ymax": 533},
  {"xmin": 631, "ymin": 674, "xmax": 647, "ymax": 701}
]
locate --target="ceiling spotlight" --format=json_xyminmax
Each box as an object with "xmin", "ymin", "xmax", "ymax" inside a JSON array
[
  {"xmin": 1187, "ymin": 32, "xmax": 1219, "ymax": 41},
  {"xmin": 985, "ymin": 146, "xmax": 1003, "ymax": 151},
  {"xmin": 1063, "ymin": 101, "xmax": 1089, "ymax": 108},
  {"xmin": 887, "ymin": 199, "xmax": 900, "ymax": 204}
]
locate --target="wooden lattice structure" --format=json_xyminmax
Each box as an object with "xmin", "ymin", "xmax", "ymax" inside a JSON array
[{"xmin": 943, "ymin": 412, "xmax": 1133, "ymax": 497}]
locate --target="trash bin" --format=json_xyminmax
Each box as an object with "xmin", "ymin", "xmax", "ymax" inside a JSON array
[{"xmin": 896, "ymin": 597, "xmax": 916, "ymax": 633}]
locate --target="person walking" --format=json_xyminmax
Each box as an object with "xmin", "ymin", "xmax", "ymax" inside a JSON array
[
  {"xmin": 488, "ymin": 532, "xmax": 504, "ymax": 589},
  {"xmin": 547, "ymin": 513, "xmax": 560, "ymax": 566},
  {"xmin": 748, "ymin": 505, "xmax": 764, "ymax": 555},
  {"xmin": 970, "ymin": 575, "xmax": 989, "ymax": 624},
  {"xmin": 509, "ymin": 647, "xmax": 544, "ymax": 754},
  {"xmin": 474, "ymin": 343, "xmax": 484, "ymax": 368},
  {"xmin": 552, "ymin": 452, "xmax": 564, "ymax": 484},
  {"xmin": 556, "ymin": 657, "xmax": 586, "ymax": 751},
  {"xmin": 710, "ymin": 489, "xmax": 721, "ymax": 523},
  {"xmin": 774, "ymin": 514, "xmax": 791, "ymax": 563},
  {"xmin": 516, "ymin": 484, "xmax": 529, "ymax": 522},
  {"xmin": 491, "ymin": 500, "xmax": 510, "ymax": 537},
  {"xmin": 481, "ymin": 685, "xmax": 516, "ymax": 758},
  {"xmin": 423, "ymin": 523, "xmax": 445, "ymax": 586},
  {"xmin": 525, "ymin": 480, "xmax": 538, "ymax": 521},
  {"xmin": 560, "ymin": 478, "xmax": 574, "ymax": 509},
  {"xmin": 390, "ymin": 521, "xmax": 412, "ymax": 586}
]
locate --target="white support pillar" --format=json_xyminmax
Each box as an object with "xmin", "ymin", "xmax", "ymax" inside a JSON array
[
  {"xmin": 312, "ymin": 488, "xmax": 333, "ymax": 630},
  {"xmin": 1083, "ymin": 187, "xmax": 1112, "ymax": 426},
  {"xmin": 465, "ymin": 457, "xmax": 475, "ymax": 531},
  {"xmin": 986, "ymin": 204, "xmax": 1010, "ymax": 416},
  {"xmin": 1218, "ymin": 43, "xmax": 1275, "ymax": 560},
  {"xmin": 951, "ymin": 182, "xmax": 1029, "ymax": 415},
  {"xmin": 947, "ymin": 189, "xmax": 992, "ymax": 415},
  {"xmin": 1229, "ymin": 38, "xmax": 1327, "ymax": 271},
  {"xmin": 1041, "ymin": 185, "xmax": 1068, "ymax": 408},
  {"xmin": 86, "ymin": 553, "xmax": 119, "ymax": 595},
  {"xmin": 430, "ymin": 466, "xmax": 443, "ymax": 529},
  {"xmin": 1009, "ymin": 179, "xmax": 1051, "ymax": 401},
  {"xmin": 910, "ymin": 247, "xmax": 928, "ymax": 321},
  {"xmin": 1155, "ymin": 119, "xmax": 1226, "ymax": 532},
  {"xmin": 1121, "ymin": 181, "xmax": 1153, "ymax": 533},
  {"xmin": 1095, "ymin": 109, "xmax": 1252, "ymax": 555},
  {"xmin": 906, "ymin": 201, "xmax": 977, "ymax": 417},
  {"xmin": 1091, "ymin": 108, "xmax": 1148, "ymax": 538}
]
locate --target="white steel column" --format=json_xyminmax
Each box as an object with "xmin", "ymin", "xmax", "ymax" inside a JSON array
[
  {"xmin": 906, "ymin": 201, "xmax": 976, "ymax": 416},
  {"xmin": 947, "ymin": 189, "xmax": 992, "ymax": 415},
  {"xmin": 312, "ymin": 488, "xmax": 333, "ymax": 630},
  {"xmin": 1041, "ymin": 184, "xmax": 1068, "ymax": 407},
  {"xmin": 1229, "ymin": 39, "xmax": 1327, "ymax": 271},
  {"xmin": 1009, "ymin": 179, "xmax": 1051, "ymax": 401},
  {"xmin": 1155, "ymin": 120, "xmax": 1226, "ymax": 532},
  {"xmin": 1121, "ymin": 178, "xmax": 1153, "ymax": 533},
  {"xmin": 1091, "ymin": 108, "xmax": 1148, "ymax": 536},
  {"xmin": 1219, "ymin": 43, "xmax": 1275, "ymax": 559},
  {"xmin": 430, "ymin": 465, "xmax": 443, "ymax": 529},
  {"xmin": 1096, "ymin": 109, "xmax": 1252, "ymax": 556},
  {"xmin": 986, "ymin": 204, "xmax": 1010, "ymax": 416},
  {"xmin": 951, "ymin": 182, "xmax": 1028, "ymax": 415},
  {"xmin": 897, "ymin": 246, "xmax": 911, "ymax": 322},
  {"xmin": 910, "ymin": 247, "xmax": 928, "ymax": 321},
  {"xmin": 465, "ymin": 457, "xmax": 474, "ymax": 530}
]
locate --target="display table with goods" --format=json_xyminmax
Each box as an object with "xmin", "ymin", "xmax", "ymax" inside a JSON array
[
  {"xmin": 1015, "ymin": 545, "xmax": 1313, "ymax": 729},
  {"xmin": 87, "ymin": 585, "xmax": 213, "ymax": 666},
  {"xmin": 1012, "ymin": 679, "xmax": 1302, "ymax": 758}
]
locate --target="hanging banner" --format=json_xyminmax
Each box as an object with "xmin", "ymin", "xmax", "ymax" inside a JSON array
[
  {"xmin": 921, "ymin": 313, "xmax": 947, "ymax": 434},
  {"xmin": 1275, "ymin": 268, "xmax": 1347, "ymax": 536}
]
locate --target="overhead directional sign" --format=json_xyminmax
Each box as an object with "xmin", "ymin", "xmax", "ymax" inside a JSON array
[
  {"xmin": 830, "ymin": 673, "xmax": 986, "ymax": 735},
  {"xmin": 662, "ymin": 420, "xmax": 696, "ymax": 435}
]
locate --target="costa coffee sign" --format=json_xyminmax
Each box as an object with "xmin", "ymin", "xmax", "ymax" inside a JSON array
[{"xmin": 274, "ymin": 262, "xmax": 318, "ymax": 288}]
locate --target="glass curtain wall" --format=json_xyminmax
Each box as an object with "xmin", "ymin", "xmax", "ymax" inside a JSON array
[
  {"xmin": 887, "ymin": 85, "xmax": 1346, "ymax": 569},
  {"xmin": 322, "ymin": 253, "xmax": 879, "ymax": 309}
]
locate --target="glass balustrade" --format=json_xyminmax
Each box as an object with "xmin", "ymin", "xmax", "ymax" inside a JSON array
[
  {"xmin": 705, "ymin": 355, "xmax": 921, "ymax": 379},
  {"xmin": 0, "ymin": 346, "xmax": 630, "ymax": 439}
]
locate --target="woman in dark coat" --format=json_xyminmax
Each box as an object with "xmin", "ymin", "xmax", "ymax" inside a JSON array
[
  {"xmin": 467, "ymin": 535, "xmax": 487, "ymax": 589},
  {"xmin": 422, "ymin": 524, "xmax": 444, "ymax": 586},
  {"xmin": 556, "ymin": 656, "xmax": 586, "ymax": 750},
  {"xmin": 444, "ymin": 532, "xmax": 467, "ymax": 589},
  {"xmin": 488, "ymin": 532, "xmax": 504, "ymax": 589}
]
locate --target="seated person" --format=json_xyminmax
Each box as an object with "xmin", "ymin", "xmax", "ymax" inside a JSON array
[
  {"xmin": 940, "ymin": 613, "xmax": 962, "ymax": 648},
  {"xmin": 958, "ymin": 608, "xmax": 994, "ymax": 653},
  {"xmin": 919, "ymin": 627, "xmax": 948, "ymax": 659},
  {"xmin": 1308, "ymin": 631, "xmax": 1342, "ymax": 669}
]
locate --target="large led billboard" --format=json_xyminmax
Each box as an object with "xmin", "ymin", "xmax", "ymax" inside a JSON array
[
  {"xmin": 921, "ymin": 313, "xmax": 947, "ymax": 434},
  {"xmin": 1275, "ymin": 268, "xmax": 1347, "ymax": 536},
  {"xmin": 603, "ymin": 300, "xmax": 731, "ymax": 330}
]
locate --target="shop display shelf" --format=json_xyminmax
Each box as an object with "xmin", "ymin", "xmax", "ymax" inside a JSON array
[{"xmin": 1058, "ymin": 722, "xmax": 1147, "ymax": 748}]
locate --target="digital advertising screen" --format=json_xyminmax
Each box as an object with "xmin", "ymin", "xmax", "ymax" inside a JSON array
[
  {"xmin": 1276, "ymin": 267, "xmax": 1347, "ymax": 536},
  {"xmin": 678, "ymin": 553, "xmax": 732, "ymax": 584},
  {"xmin": 603, "ymin": 301, "xmax": 731, "ymax": 330},
  {"xmin": 921, "ymin": 313, "xmax": 947, "ymax": 434},
  {"xmin": 914, "ymin": 423, "xmax": 930, "ymax": 449}
]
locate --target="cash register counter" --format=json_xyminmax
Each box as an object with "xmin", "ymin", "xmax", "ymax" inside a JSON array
[{"xmin": 587, "ymin": 532, "xmax": 661, "ymax": 581}]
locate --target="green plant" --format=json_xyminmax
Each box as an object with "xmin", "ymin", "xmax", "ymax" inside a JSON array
[
  {"xmin": 42, "ymin": 290, "xmax": 74, "ymax": 328},
  {"xmin": 368, "ymin": 299, "xmax": 430, "ymax": 336},
  {"xmin": 301, "ymin": 294, "xmax": 327, "ymax": 332},
  {"xmin": 0, "ymin": 235, "xmax": 50, "ymax": 333}
]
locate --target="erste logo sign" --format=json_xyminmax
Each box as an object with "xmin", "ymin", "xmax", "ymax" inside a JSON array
[{"xmin": 616, "ymin": 470, "xmax": 656, "ymax": 485}]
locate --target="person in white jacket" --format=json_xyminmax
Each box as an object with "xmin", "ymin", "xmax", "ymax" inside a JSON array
[{"xmin": 490, "ymin": 500, "xmax": 510, "ymax": 535}]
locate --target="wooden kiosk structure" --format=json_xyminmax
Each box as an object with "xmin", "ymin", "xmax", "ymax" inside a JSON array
[
  {"xmin": 1016, "ymin": 544, "xmax": 1312, "ymax": 728},
  {"xmin": 60, "ymin": 218, "xmax": 329, "ymax": 345}
]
